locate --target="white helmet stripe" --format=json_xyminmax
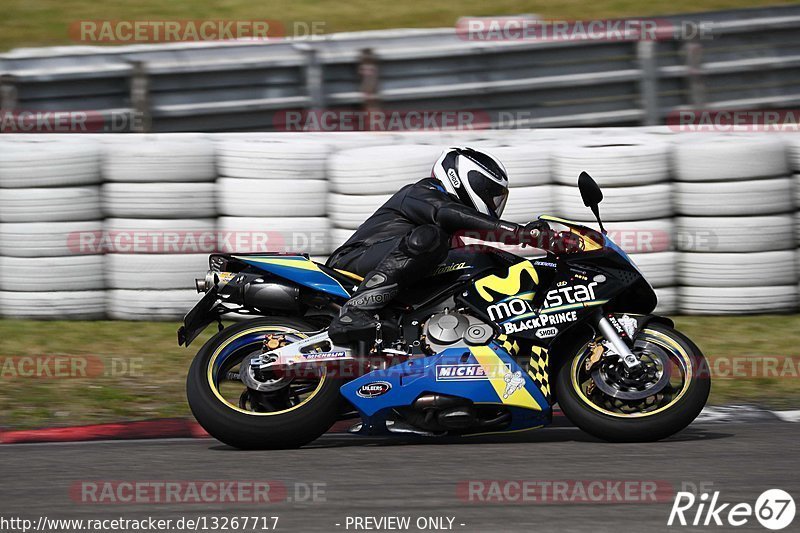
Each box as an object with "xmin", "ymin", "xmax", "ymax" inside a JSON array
[{"xmin": 457, "ymin": 157, "xmax": 492, "ymax": 215}]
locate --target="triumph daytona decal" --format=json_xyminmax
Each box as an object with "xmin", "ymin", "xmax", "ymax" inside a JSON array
[
  {"xmin": 435, "ymin": 363, "xmax": 511, "ymax": 381},
  {"xmin": 502, "ymin": 311, "xmax": 577, "ymax": 334},
  {"xmin": 356, "ymin": 381, "xmax": 392, "ymax": 398},
  {"xmin": 430, "ymin": 262, "xmax": 472, "ymax": 276}
]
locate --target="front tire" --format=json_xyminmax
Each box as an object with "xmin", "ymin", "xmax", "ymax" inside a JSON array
[
  {"xmin": 555, "ymin": 323, "xmax": 710, "ymax": 442},
  {"xmin": 186, "ymin": 317, "xmax": 343, "ymax": 449}
]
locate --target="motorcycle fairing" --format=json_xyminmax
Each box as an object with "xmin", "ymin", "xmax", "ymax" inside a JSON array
[
  {"xmin": 339, "ymin": 342, "xmax": 552, "ymax": 434},
  {"xmin": 234, "ymin": 255, "xmax": 351, "ymax": 299}
]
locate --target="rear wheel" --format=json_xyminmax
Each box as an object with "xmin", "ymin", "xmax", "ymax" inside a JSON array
[
  {"xmin": 555, "ymin": 323, "xmax": 710, "ymax": 442},
  {"xmin": 186, "ymin": 317, "xmax": 343, "ymax": 449}
]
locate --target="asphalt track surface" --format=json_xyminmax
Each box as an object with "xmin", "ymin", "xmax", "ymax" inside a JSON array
[{"xmin": 1, "ymin": 421, "xmax": 797, "ymax": 533}]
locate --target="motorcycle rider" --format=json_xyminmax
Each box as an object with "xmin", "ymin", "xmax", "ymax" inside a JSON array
[{"xmin": 326, "ymin": 146, "xmax": 546, "ymax": 344}]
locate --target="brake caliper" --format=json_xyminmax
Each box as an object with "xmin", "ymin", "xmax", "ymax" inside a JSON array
[
  {"xmin": 263, "ymin": 334, "xmax": 287, "ymax": 352},
  {"xmin": 584, "ymin": 342, "xmax": 606, "ymax": 372}
]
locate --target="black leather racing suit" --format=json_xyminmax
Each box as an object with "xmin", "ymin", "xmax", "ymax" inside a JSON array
[{"xmin": 326, "ymin": 177, "xmax": 526, "ymax": 317}]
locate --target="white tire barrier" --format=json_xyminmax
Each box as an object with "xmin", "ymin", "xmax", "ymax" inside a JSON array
[
  {"xmin": 554, "ymin": 183, "xmax": 672, "ymax": 222},
  {"xmin": 216, "ymin": 178, "xmax": 327, "ymax": 217},
  {"xmin": 0, "ymin": 141, "xmax": 101, "ymax": 188},
  {"xmin": 786, "ymin": 137, "xmax": 800, "ymax": 172},
  {"xmin": 678, "ymin": 251, "xmax": 798, "ymax": 287},
  {"xmin": 487, "ymin": 146, "xmax": 551, "ymax": 187},
  {"xmin": 503, "ymin": 186, "xmax": 554, "ymax": 224},
  {"xmin": 0, "ymin": 221, "xmax": 102, "ymax": 257},
  {"xmin": 673, "ymin": 135, "xmax": 789, "ymax": 181},
  {"xmin": 678, "ymin": 285, "xmax": 798, "ymax": 314},
  {"xmin": 675, "ymin": 215, "xmax": 794, "ymax": 253},
  {"xmin": 796, "ymin": 212, "xmax": 800, "ymax": 246},
  {"xmin": 553, "ymin": 138, "xmax": 669, "ymax": 186},
  {"xmin": 107, "ymin": 289, "xmax": 199, "ymax": 320},
  {"xmin": 102, "ymin": 218, "xmax": 217, "ymax": 254},
  {"xmin": 328, "ymin": 193, "xmax": 391, "ymax": 230},
  {"xmin": 628, "ymin": 252, "xmax": 677, "ymax": 287},
  {"xmin": 0, "ymin": 256, "xmax": 104, "ymax": 291},
  {"xmin": 0, "ymin": 186, "xmax": 101, "ymax": 222},
  {"xmin": 216, "ymin": 140, "xmax": 330, "ymax": 180},
  {"xmin": 330, "ymin": 227, "xmax": 356, "ymax": 249},
  {"xmin": 0, "ymin": 290, "xmax": 105, "ymax": 319},
  {"xmin": 675, "ymin": 178, "xmax": 794, "ymax": 216},
  {"xmin": 654, "ymin": 287, "xmax": 677, "ymax": 315},
  {"xmin": 102, "ymin": 138, "xmax": 216, "ymax": 182},
  {"xmin": 328, "ymin": 145, "xmax": 442, "ymax": 194},
  {"xmin": 102, "ymin": 182, "xmax": 216, "ymax": 218},
  {"xmin": 217, "ymin": 216, "xmax": 331, "ymax": 255},
  {"xmin": 106, "ymin": 253, "xmax": 209, "ymax": 290}
]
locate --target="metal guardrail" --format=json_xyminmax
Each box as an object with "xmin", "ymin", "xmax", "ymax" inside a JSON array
[{"xmin": 1, "ymin": 5, "xmax": 800, "ymax": 132}]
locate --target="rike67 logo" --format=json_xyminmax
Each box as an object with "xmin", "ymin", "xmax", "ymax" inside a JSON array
[{"xmin": 668, "ymin": 489, "xmax": 795, "ymax": 530}]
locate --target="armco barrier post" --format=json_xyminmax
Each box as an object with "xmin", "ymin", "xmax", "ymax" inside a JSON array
[
  {"xmin": 685, "ymin": 38, "xmax": 706, "ymax": 108},
  {"xmin": 296, "ymin": 43, "xmax": 325, "ymax": 111},
  {"xmin": 359, "ymin": 48, "xmax": 379, "ymax": 114},
  {"xmin": 637, "ymin": 40, "xmax": 660, "ymax": 125},
  {"xmin": 129, "ymin": 61, "xmax": 152, "ymax": 133}
]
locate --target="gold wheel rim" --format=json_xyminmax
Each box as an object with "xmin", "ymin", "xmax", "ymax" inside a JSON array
[
  {"xmin": 207, "ymin": 326, "xmax": 326, "ymax": 416},
  {"xmin": 570, "ymin": 328, "xmax": 693, "ymax": 418}
]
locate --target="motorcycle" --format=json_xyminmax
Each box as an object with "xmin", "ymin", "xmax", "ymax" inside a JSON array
[{"xmin": 181, "ymin": 172, "xmax": 710, "ymax": 449}]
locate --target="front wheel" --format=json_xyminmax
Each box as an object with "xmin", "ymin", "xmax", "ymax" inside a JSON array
[
  {"xmin": 555, "ymin": 322, "xmax": 710, "ymax": 442},
  {"xmin": 186, "ymin": 317, "xmax": 343, "ymax": 449}
]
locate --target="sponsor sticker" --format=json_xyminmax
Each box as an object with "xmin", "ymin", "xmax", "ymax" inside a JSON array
[
  {"xmin": 302, "ymin": 351, "xmax": 347, "ymax": 360},
  {"xmin": 447, "ymin": 168, "xmax": 461, "ymax": 188},
  {"xmin": 502, "ymin": 311, "xmax": 577, "ymax": 335},
  {"xmin": 535, "ymin": 327, "xmax": 558, "ymax": 339},
  {"xmin": 436, "ymin": 364, "xmax": 510, "ymax": 381},
  {"xmin": 356, "ymin": 381, "xmax": 392, "ymax": 398}
]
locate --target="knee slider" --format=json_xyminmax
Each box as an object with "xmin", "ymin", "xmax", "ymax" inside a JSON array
[{"xmin": 406, "ymin": 224, "xmax": 448, "ymax": 257}]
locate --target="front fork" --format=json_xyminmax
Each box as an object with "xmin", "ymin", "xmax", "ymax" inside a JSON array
[{"xmin": 594, "ymin": 313, "xmax": 642, "ymax": 369}]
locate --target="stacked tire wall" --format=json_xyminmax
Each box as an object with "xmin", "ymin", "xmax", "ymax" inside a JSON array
[{"xmin": 0, "ymin": 130, "xmax": 797, "ymax": 320}]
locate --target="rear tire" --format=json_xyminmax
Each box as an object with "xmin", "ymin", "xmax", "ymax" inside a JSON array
[
  {"xmin": 186, "ymin": 317, "xmax": 343, "ymax": 449},
  {"xmin": 555, "ymin": 323, "xmax": 710, "ymax": 442}
]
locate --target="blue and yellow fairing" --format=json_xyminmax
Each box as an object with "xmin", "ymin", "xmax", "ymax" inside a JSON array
[
  {"xmin": 340, "ymin": 341, "xmax": 553, "ymax": 434},
  {"xmin": 234, "ymin": 255, "xmax": 352, "ymax": 299}
]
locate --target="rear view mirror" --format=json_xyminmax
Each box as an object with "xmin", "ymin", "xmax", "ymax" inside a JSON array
[
  {"xmin": 578, "ymin": 172, "xmax": 606, "ymax": 234},
  {"xmin": 578, "ymin": 171, "xmax": 603, "ymax": 207}
]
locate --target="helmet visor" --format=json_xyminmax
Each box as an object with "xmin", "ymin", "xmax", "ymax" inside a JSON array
[
  {"xmin": 492, "ymin": 189, "xmax": 509, "ymax": 217},
  {"xmin": 468, "ymin": 170, "xmax": 509, "ymax": 218}
]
